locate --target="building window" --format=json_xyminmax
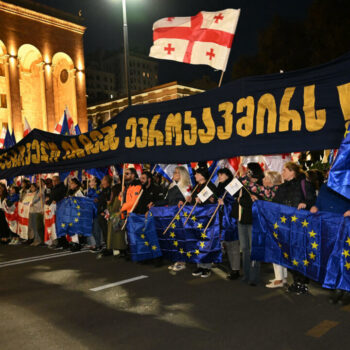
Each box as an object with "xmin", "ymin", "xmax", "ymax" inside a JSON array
[{"xmin": 0, "ymin": 94, "xmax": 7, "ymax": 108}]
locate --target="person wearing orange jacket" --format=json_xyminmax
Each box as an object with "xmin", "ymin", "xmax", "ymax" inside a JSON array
[{"xmin": 120, "ymin": 168, "xmax": 142, "ymax": 215}]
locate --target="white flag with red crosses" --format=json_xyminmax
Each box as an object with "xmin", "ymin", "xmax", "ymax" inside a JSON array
[{"xmin": 149, "ymin": 9, "xmax": 240, "ymax": 71}]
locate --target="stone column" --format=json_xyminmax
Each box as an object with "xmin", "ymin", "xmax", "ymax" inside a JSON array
[{"xmin": 44, "ymin": 63, "xmax": 55, "ymax": 132}]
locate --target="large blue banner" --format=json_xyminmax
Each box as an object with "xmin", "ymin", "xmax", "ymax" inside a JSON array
[{"xmin": 1, "ymin": 52, "xmax": 350, "ymax": 178}]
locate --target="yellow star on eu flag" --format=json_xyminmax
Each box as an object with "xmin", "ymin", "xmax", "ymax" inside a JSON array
[
  {"xmin": 171, "ymin": 223, "xmax": 176, "ymax": 229},
  {"xmin": 173, "ymin": 241, "xmax": 179, "ymax": 247},
  {"xmin": 303, "ymin": 259, "xmax": 310, "ymax": 266},
  {"xmin": 292, "ymin": 259, "xmax": 299, "ymax": 266},
  {"xmin": 175, "ymin": 215, "xmax": 180, "ymax": 221},
  {"xmin": 186, "ymin": 251, "xmax": 192, "ymax": 258},
  {"xmin": 169, "ymin": 232, "xmax": 176, "ymax": 238},
  {"xmin": 183, "ymin": 212, "xmax": 188, "ymax": 218},
  {"xmin": 179, "ymin": 248, "xmax": 184, "ymax": 254},
  {"xmin": 346, "ymin": 237, "xmax": 350, "ymax": 246},
  {"xmin": 278, "ymin": 243, "xmax": 282, "ymax": 248},
  {"xmin": 280, "ymin": 216, "xmax": 287, "ymax": 224},
  {"xmin": 309, "ymin": 251, "xmax": 316, "ymax": 260},
  {"xmin": 342, "ymin": 249, "xmax": 350, "ymax": 258},
  {"xmin": 291, "ymin": 215, "xmax": 298, "ymax": 222},
  {"xmin": 144, "ymin": 241, "xmax": 149, "ymax": 246},
  {"xmin": 301, "ymin": 219, "xmax": 309, "ymax": 227},
  {"xmin": 76, "ymin": 205, "xmax": 80, "ymax": 209},
  {"xmin": 309, "ymin": 230, "xmax": 317, "ymax": 238},
  {"xmin": 311, "ymin": 241, "xmax": 318, "ymax": 250},
  {"xmin": 77, "ymin": 212, "xmax": 81, "ymax": 216},
  {"xmin": 74, "ymin": 218, "xmax": 79, "ymax": 222},
  {"xmin": 73, "ymin": 200, "xmax": 77, "ymax": 204},
  {"xmin": 197, "ymin": 223, "xmax": 203, "ymax": 229},
  {"xmin": 345, "ymin": 262, "xmax": 350, "ymax": 270},
  {"xmin": 274, "ymin": 222, "xmax": 279, "ymax": 229},
  {"xmin": 283, "ymin": 252, "xmax": 288, "ymax": 259},
  {"xmin": 152, "ymin": 245, "xmax": 157, "ymax": 250},
  {"xmin": 200, "ymin": 241, "xmax": 205, "ymax": 248},
  {"xmin": 140, "ymin": 234, "xmax": 145, "ymax": 239},
  {"xmin": 195, "ymin": 249, "xmax": 200, "ymax": 255},
  {"xmin": 61, "ymin": 223, "xmax": 66, "ymax": 228},
  {"xmin": 201, "ymin": 232, "xmax": 207, "ymax": 239},
  {"xmin": 69, "ymin": 223, "xmax": 73, "ymax": 227},
  {"xmin": 191, "ymin": 216, "xmax": 197, "ymax": 222},
  {"xmin": 273, "ymin": 232, "xmax": 278, "ymax": 239}
]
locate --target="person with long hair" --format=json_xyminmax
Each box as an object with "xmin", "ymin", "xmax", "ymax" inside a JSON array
[{"xmin": 273, "ymin": 162, "xmax": 316, "ymax": 295}]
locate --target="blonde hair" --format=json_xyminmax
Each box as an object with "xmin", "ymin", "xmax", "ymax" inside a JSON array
[
  {"xmin": 265, "ymin": 171, "xmax": 282, "ymax": 186},
  {"xmin": 170, "ymin": 166, "xmax": 191, "ymax": 193}
]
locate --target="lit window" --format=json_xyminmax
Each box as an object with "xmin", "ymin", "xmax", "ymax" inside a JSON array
[
  {"xmin": 0, "ymin": 94, "xmax": 7, "ymax": 108},
  {"xmin": 142, "ymin": 72, "xmax": 146, "ymax": 77}
]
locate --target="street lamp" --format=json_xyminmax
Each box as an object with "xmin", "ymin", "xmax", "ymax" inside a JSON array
[{"xmin": 121, "ymin": 0, "xmax": 132, "ymax": 106}]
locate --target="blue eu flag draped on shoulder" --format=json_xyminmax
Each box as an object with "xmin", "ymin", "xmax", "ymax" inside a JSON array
[{"xmin": 328, "ymin": 123, "xmax": 350, "ymax": 200}]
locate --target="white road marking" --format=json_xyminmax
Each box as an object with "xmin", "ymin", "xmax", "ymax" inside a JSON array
[
  {"xmin": 90, "ymin": 275, "xmax": 149, "ymax": 292},
  {"xmin": 0, "ymin": 251, "xmax": 88, "ymax": 268}
]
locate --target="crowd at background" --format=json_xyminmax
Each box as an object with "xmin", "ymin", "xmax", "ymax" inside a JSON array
[{"xmin": 0, "ymin": 156, "xmax": 349, "ymax": 305}]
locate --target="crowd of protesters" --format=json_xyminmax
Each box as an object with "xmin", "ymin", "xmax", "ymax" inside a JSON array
[{"xmin": 1, "ymin": 157, "xmax": 350, "ymax": 305}]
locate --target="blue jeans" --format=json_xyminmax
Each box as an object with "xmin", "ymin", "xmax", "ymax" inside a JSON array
[{"xmin": 238, "ymin": 223, "xmax": 260, "ymax": 284}]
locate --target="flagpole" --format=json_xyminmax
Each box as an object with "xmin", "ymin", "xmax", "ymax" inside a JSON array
[
  {"xmin": 162, "ymin": 184, "xmax": 199, "ymax": 235},
  {"xmin": 183, "ymin": 163, "xmax": 220, "ymax": 227},
  {"xmin": 218, "ymin": 70, "xmax": 225, "ymax": 87},
  {"xmin": 202, "ymin": 191, "xmax": 227, "ymax": 236}
]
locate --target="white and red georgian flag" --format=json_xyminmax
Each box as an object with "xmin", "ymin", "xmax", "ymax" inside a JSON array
[
  {"xmin": 44, "ymin": 203, "xmax": 57, "ymax": 244},
  {"xmin": 23, "ymin": 117, "xmax": 32, "ymax": 137},
  {"xmin": 0, "ymin": 126, "xmax": 6, "ymax": 149},
  {"xmin": 149, "ymin": 9, "xmax": 240, "ymax": 71}
]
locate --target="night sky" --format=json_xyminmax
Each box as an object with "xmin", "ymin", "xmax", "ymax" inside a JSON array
[{"xmin": 34, "ymin": 0, "xmax": 314, "ymax": 85}]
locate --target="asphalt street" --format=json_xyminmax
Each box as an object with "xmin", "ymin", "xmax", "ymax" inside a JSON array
[{"xmin": 0, "ymin": 244, "xmax": 349, "ymax": 350}]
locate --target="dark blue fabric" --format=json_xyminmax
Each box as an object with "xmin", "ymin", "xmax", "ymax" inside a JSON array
[
  {"xmin": 251, "ymin": 200, "xmax": 341, "ymax": 284},
  {"xmin": 315, "ymin": 184, "xmax": 350, "ymax": 214},
  {"xmin": 56, "ymin": 197, "xmax": 96, "ymax": 237},
  {"xmin": 126, "ymin": 213, "xmax": 162, "ymax": 261},
  {"xmin": 328, "ymin": 124, "xmax": 350, "ymax": 199},
  {"xmin": 323, "ymin": 218, "xmax": 350, "ymax": 292},
  {"xmin": 150, "ymin": 204, "xmax": 222, "ymax": 263},
  {"xmin": 86, "ymin": 168, "xmax": 109, "ymax": 180},
  {"xmin": 1, "ymin": 52, "xmax": 350, "ymax": 178}
]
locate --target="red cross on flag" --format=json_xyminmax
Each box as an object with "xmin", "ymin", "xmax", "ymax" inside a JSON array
[{"xmin": 149, "ymin": 9, "xmax": 240, "ymax": 71}]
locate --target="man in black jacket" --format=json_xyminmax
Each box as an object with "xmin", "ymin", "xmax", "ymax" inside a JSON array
[{"xmin": 46, "ymin": 176, "xmax": 66, "ymax": 205}]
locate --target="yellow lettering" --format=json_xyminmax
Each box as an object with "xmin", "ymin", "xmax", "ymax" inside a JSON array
[
  {"xmin": 165, "ymin": 113, "xmax": 182, "ymax": 146},
  {"xmin": 31, "ymin": 140, "xmax": 41, "ymax": 164},
  {"xmin": 61, "ymin": 141, "xmax": 74, "ymax": 160},
  {"xmin": 48, "ymin": 142, "xmax": 60, "ymax": 162},
  {"xmin": 217, "ymin": 102, "xmax": 233, "ymax": 140},
  {"xmin": 70, "ymin": 139, "xmax": 85, "ymax": 158},
  {"xmin": 184, "ymin": 111, "xmax": 198, "ymax": 146},
  {"xmin": 125, "ymin": 117, "xmax": 137, "ymax": 148},
  {"xmin": 18, "ymin": 145, "xmax": 26, "ymax": 166},
  {"xmin": 198, "ymin": 107, "xmax": 215, "ymax": 143},
  {"xmin": 236, "ymin": 96, "xmax": 255, "ymax": 137},
  {"xmin": 279, "ymin": 87, "xmax": 301, "ymax": 132},
  {"xmin": 89, "ymin": 131, "xmax": 103, "ymax": 153},
  {"xmin": 303, "ymin": 85, "xmax": 326, "ymax": 132},
  {"xmin": 25, "ymin": 143, "xmax": 31, "ymax": 165},
  {"xmin": 136, "ymin": 118, "xmax": 148, "ymax": 148},
  {"xmin": 256, "ymin": 94, "xmax": 277, "ymax": 134},
  {"xmin": 40, "ymin": 141, "xmax": 49, "ymax": 163},
  {"xmin": 101, "ymin": 124, "xmax": 119, "ymax": 150},
  {"xmin": 78, "ymin": 135, "xmax": 94, "ymax": 155},
  {"xmin": 337, "ymin": 82, "xmax": 350, "ymax": 124},
  {"xmin": 148, "ymin": 115, "xmax": 164, "ymax": 147}
]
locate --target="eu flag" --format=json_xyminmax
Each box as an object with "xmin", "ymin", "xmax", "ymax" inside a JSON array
[
  {"xmin": 328, "ymin": 124, "xmax": 350, "ymax": 199},
  {"xmin": 323, "ymin": 217, "xmax": 350, "ymax": 292},
  {"xmin": 56, "ymin": 197, "xmax": 96, "ymax": 237},
  {"xmin": 126, "ymin": 213, "xmax": 162, "ymax": 261},
  {"xmin": 251, "ymin": 201, "xmax": 341, "ymax": 283},
  {"xmin": 150, "ymin": 204, "xmax": 222, "ymax": 264}
]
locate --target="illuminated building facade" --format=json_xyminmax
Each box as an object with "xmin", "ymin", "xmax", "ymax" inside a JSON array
[
  {"xmin": 0, "ymin": 0, "xmax": 87, "ymax": 141},
  {"xmin": 87, "ymin": 81, "xmax": 204, "ymax": 127}
]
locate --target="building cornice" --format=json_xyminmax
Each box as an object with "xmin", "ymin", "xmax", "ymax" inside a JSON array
[{"xmin": 0, "ymin": 1, "xmax": 86, "ymax": 35}]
